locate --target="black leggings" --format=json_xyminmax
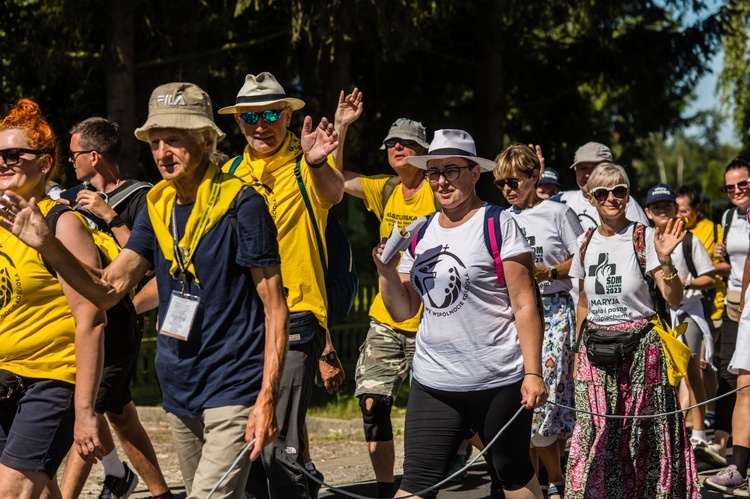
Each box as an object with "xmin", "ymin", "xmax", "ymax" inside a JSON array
[
  {"xmin": 400, "ymin": 378, "xmax": 534, "ymax": 498},
  {"xmin": 715, "ymin": 317, "xmax": 738, "ymax": 434}
]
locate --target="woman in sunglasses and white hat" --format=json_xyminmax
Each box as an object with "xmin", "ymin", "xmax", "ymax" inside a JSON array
[
  {"xmin": 374, "ymin": 129, "xmax": 547, "ymax": 499},
  {"xmin": 564, "ymin": 163, "xmax": 699, "ymax": 498}
]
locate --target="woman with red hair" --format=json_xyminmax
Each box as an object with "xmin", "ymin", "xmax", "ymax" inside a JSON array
[{"xmin": 0, "ymin": 99, "xmax": 105, "ymax": 498}]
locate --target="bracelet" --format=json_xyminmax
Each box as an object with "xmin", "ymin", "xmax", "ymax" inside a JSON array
[
  {"xmin": 524, "ymin": 372, "xmax": 543, "ymax": 379},
  {"xmin": 308, "ymin": 158, "xmax": 328, "ymax": 169},
  {"xmin": 661, "ymin": 271, "xmax": 679, "ymax": 281}
]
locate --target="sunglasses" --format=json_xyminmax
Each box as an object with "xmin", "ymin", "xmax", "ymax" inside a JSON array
[
  {"xmin": 68, "ymin": 149, "xmax": 96, "ymax": 162},
  {"xmin": 424, "ymin": 165, "xmax": 473, "ymax": 183},
  {"xmin": 239, "ymin": 108, "xmax": 286, "ymax": 125},
  {"xmin": 494, "ymin": 178, "xmax": 521, "ymax": 190},
  {"xmin": 590, "ymin": 184, "xmax": 629, "ymax": 202},
  {"xmin": 383, "ymin": 138, "xmax": 418, "ymax": 149},
  {"xmin": 721, "ymin": 179, "xmax": 750, "ymax": 194},
  {"xmin": 0, "ymin": 148, "xmax": 43, "ymax": 166}
]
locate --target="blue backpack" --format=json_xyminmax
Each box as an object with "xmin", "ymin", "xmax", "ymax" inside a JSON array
[{"xmin": 229, "ymin": 155, "xmax": 357, "ymax": 328}]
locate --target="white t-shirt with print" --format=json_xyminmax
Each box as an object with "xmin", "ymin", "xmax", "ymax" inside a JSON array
[
  {"xmin": 398, "ymin": 205, "xmax": 532, "ymax": 392},
  {"xmin": 671, "ymin": 235, "xmax": 715, "ymax": 305},
  {"xmin": 557, "ymin": 189, "xmax": 650, "ymax": 232},
  {"xmin": 508, "ymin": 200, "xmax": 584, "ymax": 295},
  {"xmin": 722, "ymin": 208, "xmax": 750, "ymax": 291},
  {"xmin": 569, "ymin": 223, "xmax": 660, "ymax": 325}
]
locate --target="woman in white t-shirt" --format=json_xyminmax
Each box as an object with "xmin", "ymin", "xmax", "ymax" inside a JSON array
[
  {"xmin": 565, "ymin": 164, "xmax": 700, "ymax": 498},
  {"xmin": 494, "ymin": 144, "xmax": 582, "ymax": 499},
  {"xmin": 374, "ymin": 130, "xmax": 546, "ymax": 499}
]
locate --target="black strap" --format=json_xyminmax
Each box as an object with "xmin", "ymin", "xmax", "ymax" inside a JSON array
[
  {"xmin": 723, "ymin": 207, "xmax": 735, "ymax": 244},
  {"xmin": 106, "ymin": 180, "xmax": 152, "ymax": 211},
  {"xmin": 682, "ymin": 231, "xmax": 699, "ymax": 280}
]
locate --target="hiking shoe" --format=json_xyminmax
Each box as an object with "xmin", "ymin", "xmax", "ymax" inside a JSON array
[
  {"xmin": 448, "ymin": 454, "xmax": 468, "ymax": 481},
  {"xmin": 734, "ymin": 480, "xmax": 750, "ymax": 498},
  {"xmin": 705, "ymin": 465, "xmax": 746, "ymax": 493},
  {"xmin": 308, "ymin": 467, "xmax": 324, "ymax": 499},
  {"xmin": 694, "ymin": 440, "xmax": 728, "ymax": 468},
  {"xmin": 98, "ymin": 462, "xmax": 139, "ymax": 499}
]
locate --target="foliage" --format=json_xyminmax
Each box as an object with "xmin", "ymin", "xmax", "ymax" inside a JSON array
[{"xmin": 717, "ymin": 1, "xmax": 750, "ymax": 150}]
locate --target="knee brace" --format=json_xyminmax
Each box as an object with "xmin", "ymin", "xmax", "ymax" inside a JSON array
[{"xmin": 359, "ymin": 394, "xmax": 394, "ymax": 442}]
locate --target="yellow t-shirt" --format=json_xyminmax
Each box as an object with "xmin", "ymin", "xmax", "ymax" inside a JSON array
[
  {"xmin": 0, "ymin": 198, "xmax": 77, "ymax": 383},
  {"xmin": 361, "ymin": 175, "xmax": 438, "ymax": 332},
  {"xmin": 223, "ymin": 133, "xmax": 330, "ymax": 329},
  {"xmin": 691, "ymin": 217, "xmax": 725, "ymax": 320}
]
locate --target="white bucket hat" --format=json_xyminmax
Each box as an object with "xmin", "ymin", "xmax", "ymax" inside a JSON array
[
  {"xmin": 134, "ymin": 82, "xmax": 225, "ymax": 142},
  {"xmin": 406, "ymin": 129, "xmax": 497, "ymax": 172},
  {"xmin": 218, "ymin": 72, "xmax": 305, "ymax": 115}
]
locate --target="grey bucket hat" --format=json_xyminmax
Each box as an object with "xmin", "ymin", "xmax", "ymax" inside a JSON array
[
  {"xmin": 570, "ymin": 142, "xmax": 613, "ymax": 169},
  {"xmin": 380, "ymin": 118, "xmax": 430, "ymax": 150},
  {"xmin": 134, "ymin": 82, "xmax": 225, "ymax": 142}
]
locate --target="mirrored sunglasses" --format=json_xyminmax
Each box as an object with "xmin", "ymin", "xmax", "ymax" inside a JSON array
[{"xmin": 240, "ymin": 108, "xmax": 285, "ymax": 125}]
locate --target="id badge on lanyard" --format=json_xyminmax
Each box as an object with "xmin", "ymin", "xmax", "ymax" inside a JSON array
[
  {"xmin": 160, "ymin": 290, "xmax": 200, "ymax": 341},
  {"xmin": 159, "ymin": 202, "xmax": 201, "ymax": 341}
]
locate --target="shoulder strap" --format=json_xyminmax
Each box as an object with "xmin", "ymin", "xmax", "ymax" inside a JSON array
[
  {"xmin": 408, "ymin": 212, "xmax": 438, "ymax": 257},
  {"xmin": 226, "ymin": 185, "xmax": 248, "ymax": 231},
  {"xmin": 579, "ymin": 227, "xmax": 596, "ymax": 269},
  {"xmin": 106, "ymin": 180, "xmax": 152, "ymax": 210},
  {"xmin": 381, "ymin": 176, "xmax": 401, "ymax": 210},
  {"xmin": 43, "ymin": 205, "xmax": 74, "ymax": 276},
  {"xmin": 294, "ymin": 157, "xmax": 328, "ymax": 277},
  {"xmin": 228, "ymin": 155, "xmax": 243, "ymax": 175},
  {"xmin": 723, "ymin": 207, "xmax": 735, "ymax": 243},
  {"xmin": 482, "ymin": 204, "xmax": 505, "ymax": 286},
  {"xmin": 633, "ymin": 222, "xmax": 670, "ymax": 320},
  {"xmin": 682, "ymin": 231, "xmax": 699, "ymax": 279}
]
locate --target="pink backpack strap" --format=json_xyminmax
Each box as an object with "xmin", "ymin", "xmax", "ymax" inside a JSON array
[{"xmin": 486, "ymin": 215, "xmax": 505, "ymax": 286}]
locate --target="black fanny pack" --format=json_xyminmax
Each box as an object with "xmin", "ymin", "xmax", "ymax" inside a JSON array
[
  {"xmin": 579, "ymin": 321, "xmax": 654, "ymax": 366},
  {"xmin": 0, "ymin": 370, "xmax": 25, "ymax": 403}
]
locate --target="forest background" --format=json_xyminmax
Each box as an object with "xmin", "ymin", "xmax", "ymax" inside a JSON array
[{"xmin": 2, "ymin": 0, "xmax": 750, "ymax": 279}]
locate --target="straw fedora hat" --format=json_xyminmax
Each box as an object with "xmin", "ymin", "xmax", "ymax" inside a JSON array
[
  {"xmin": 406, "ymin": 129, "xmax": 497, "ymax": 172},
  {"xmin": 218, "ymin": 72, "xmax": 305, "ymax": 115}
]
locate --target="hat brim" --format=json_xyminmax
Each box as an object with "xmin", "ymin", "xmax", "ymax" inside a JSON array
[
  {"xmin": 134, "ymin": 114, "xmax": 225, "ymax": 142},
  {"xmin": 570, "ymin": 158, "xmax": 613, "ymax": 169},
  {"xmin": 539, "ymin": 179, "xmax": 562, "ymax": 187},
  {"xmin": 379, "ymin": 135, "xmax": 430, "ymax": 151},
  {"xmin": 217, "ymin": 97, "xmax": 305, "ymax": 115},
  {"xmin": 406, "ymin": 154, "xmax": 497, "ymax": 172}
]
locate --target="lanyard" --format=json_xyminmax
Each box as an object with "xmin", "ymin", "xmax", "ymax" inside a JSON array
[{"xmin": 169, "ymin": 172, "xmax": 223, "ymax": 291}]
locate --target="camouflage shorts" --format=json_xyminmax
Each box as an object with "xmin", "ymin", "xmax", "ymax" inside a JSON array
[{"xmin": 354, "ymin": 319, "xmax": 416, "ymax": 398}]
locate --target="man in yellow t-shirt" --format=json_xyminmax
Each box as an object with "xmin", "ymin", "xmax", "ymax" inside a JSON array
[
  {"xmin": 218, "ymin": 72, "xmax": 345, "ymax": 499},
  {"xmin": 335, "ymin": 89, "xmax": 436, "ymax": 497}
]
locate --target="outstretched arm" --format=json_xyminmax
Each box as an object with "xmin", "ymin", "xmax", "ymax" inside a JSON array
[
  {"xmin": 300, "ymin": 116, "xmax": 345, "ymax": 208},
  {"xmin": 334, "ymin": 88, "xmax": 366, "ymax": 198}
]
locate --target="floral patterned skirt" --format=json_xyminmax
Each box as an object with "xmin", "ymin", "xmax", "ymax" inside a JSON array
[
  {"xmin": 564, "ymin": 318, "xmax": 700, "ymax": 499},
  {"xmin": 531, "ymin": 293, "xmax": 577, "ymax": 441}
]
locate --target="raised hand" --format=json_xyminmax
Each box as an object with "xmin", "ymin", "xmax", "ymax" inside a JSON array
[
  {"xmin": 0, "ymin": 191, "xmax": 53, "ymax": 250},
  {"xmin": 528, "ymin": 144, "xmax": 545, "ymax": 171},
  {"xmin": 300, "ymin": 116, "xmax": 339, "ymax": 166},
  {"xmin": 335, "ymin": 88, "xmax": 363, "ymax": 128},
  {"xmin": 654, "ymin": 217, "xmax": 686, "ymax": 260}
]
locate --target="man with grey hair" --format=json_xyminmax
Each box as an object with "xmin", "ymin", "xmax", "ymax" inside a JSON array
[
  {"xmin": 0, "ymin": 82, "xmax": 291, "ymax": 499},
  {"xmin": 219, "ymin": 72, "xmax": 345, "ymax": 499},
  {"xmin": 334, "ymin": 88, "xmax": 435, "ymax": 498},
  {"xmin": 555, "ymin": 141, "xmax": 649, "ymax": 230}
]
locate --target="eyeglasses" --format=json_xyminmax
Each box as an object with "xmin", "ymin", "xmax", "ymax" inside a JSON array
[
  {"xmin": 239, "ymin": 108, "xmax": 286, "ymax": 125},
  {"xmin": 384, "ymin": 138, "xmax": 418, "ymax": 149},
  {"xmin": 68, "ymin": 150, "xmax": 96, "ymax": 162},
  {"xmin": 423, "ymin": 165, "xmax": 473, "ymax": 183},
  {"xmin": 0, "ymin": 148, "xmax": 42, "ymax": 166},
  {"xmin": 494, "ymin": 178, "xmax": 521, "ymax": 190},
  {"xmin": 721, "ymin": 179, "xmax": 750, "ymax": 194},
  {"xmin": 590, "ymin": 184, "xmax": 629, "ymax": 202}
]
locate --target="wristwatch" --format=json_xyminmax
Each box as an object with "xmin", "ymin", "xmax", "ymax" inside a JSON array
[
  {"xmin": 550, "ymin": 266, "xmax": 558, "ymax": 280},
  {"xmin": 107, "ymin": 214, "xmax": 124, "ymax": 229},
  {"xmin": 320, "ymin": 350, "xmax": 338, "ymax": 362}
]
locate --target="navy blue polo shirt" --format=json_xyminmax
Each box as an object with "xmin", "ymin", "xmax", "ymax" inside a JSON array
[{"xmin": 126, "ymin": 188, "xmax": 280, "ymax": 417}]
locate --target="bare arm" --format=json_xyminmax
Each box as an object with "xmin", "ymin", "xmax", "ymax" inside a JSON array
[
  {"xmin": 504, "ymin": 253, "xmax": 547, "ymax": 409},
  {"xmin": 333, "ymin": 88, "xmax": 366, "ymax": 198},
  {"xmin": 740, "ymin": 252, "xmax": 750, "ymax": 311},
  {"xmin": 0, "ymin": 192, "xmax": 152, "ymax": 309},
  {"xmin": 76, "ymin": 190, "xmax": 132, "ymax": 246},
  {"xmin": 535, "ymin": 256, "xmax": 573, "ymax": 283},
  {"xmin": 373, "ymin": 239, "xmax": 421, "ymax": 322},
  {"xmin": 685, "ymin": 273, "xmax": 716, "ymax": 291},
  {"xmin": 54, "ymin": 212, "xmax": 107, "ymax": 463},
  {"xmin": 245, "ymin": 265, "xmax": 289, "ymax": 461},
  {"xmin": 132, "ymin": 277, "xmax": 159, "ymax": 314},
  {"xmin": 300, "ymin": 116, "xmax": 345, "ymax": 208}
]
